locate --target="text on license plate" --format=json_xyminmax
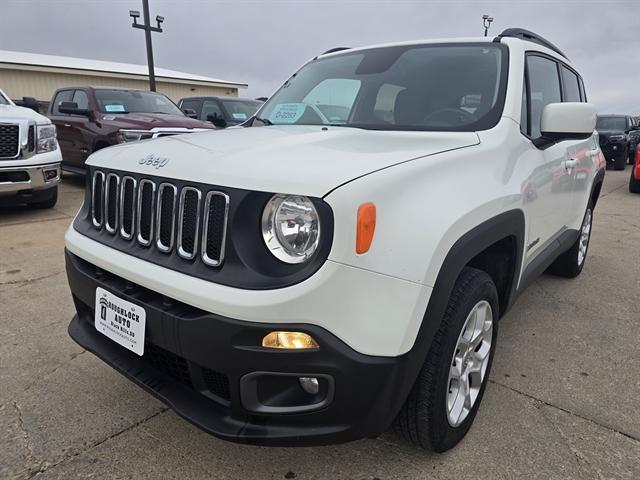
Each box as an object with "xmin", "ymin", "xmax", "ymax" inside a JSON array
[{"xmin": 95, "ymin": 287, "xmax": 146, "ymax": 356}]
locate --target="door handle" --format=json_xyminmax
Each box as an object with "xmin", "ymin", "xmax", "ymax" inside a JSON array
[
  {"xmin": 563, "ymin": 158, "xmax": 578, "ymax": 171},
  {"xmin": 63, "ymin": 123, "xmax": 71, "ymax": 128}
]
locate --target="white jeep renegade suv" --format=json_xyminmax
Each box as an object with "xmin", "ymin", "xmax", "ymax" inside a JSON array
[{"xmin": 65, "ymin": 28, "xmax": 604, "ymax": 452}]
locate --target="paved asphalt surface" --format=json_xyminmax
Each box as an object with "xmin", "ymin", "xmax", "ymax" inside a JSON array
[{"xmin": 1, "ymin": 168, "xmax": 639, "ymax": 479}]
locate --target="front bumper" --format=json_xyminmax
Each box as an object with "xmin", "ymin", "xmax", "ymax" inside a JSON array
[
  {"xmin": 0, "ymin": 161, "xmax": 60, "ymax": 196},
  {"xmin": 66, "ymin": 250, "xmax": 415, "ymax": 446}
]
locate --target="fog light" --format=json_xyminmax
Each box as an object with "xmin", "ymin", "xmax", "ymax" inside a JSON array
[
  {"xmin": 43, "ymin": 168, "xmax": 58, "ymax": 182},
  {"xmin": 262, "ymin": 331, "xmax": 319, "ymax": 350},
  {"xmin": 299, "ymin": 377, "xmax": 319, "ymax": 395}
]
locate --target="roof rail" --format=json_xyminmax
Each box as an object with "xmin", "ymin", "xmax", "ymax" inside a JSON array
[
  {"xmin": 495, "ymin": 28, "xmax": 568, "ymax": 60},
  {"xmin": 321, "ymin": 47, "xmax": 351, "ymax": 56}
]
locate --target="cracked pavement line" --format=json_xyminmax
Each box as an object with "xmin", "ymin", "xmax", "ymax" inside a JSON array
[
  {"xmin": 489, "ymin": 380, "xmax": 640, "ymax": 444},
  {"xmin": 24, "ymin": 407, "xmax": 169, "ymax": 479}
]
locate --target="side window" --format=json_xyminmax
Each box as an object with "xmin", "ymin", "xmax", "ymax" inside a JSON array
[
  {"xmin": 181, "ymin": 99, "xmax": 200, "ymax": 115},
  {"xmin": 560, "ymin": 66, "xmax": 581, "ymax": 103},
  {"xmin": 526, "ymin": 55, "xmax": 562, "ymax": 139},
  {"xmin": 72, "ymin": 90, "xmax": 89, "ymax": 110},
  {"xmin": 520, "ymin": 77, "xmax": 528, "ymax": 135},
  {"xmin": 579, "ymin": 77, "xmax": 587, "ymax": 102},
  {"xmin": 201, "ymin": 100, "xmax": 224, "ymax": 121},
  {"xmin": 52, "ymin": 90, "xmax": 74, "ymax": 115}
]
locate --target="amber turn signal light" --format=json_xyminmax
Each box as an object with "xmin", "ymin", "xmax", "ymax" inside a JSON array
[
  {"xmin": 356, "ymin": 203, "xmax": 376, "ymax": 254},
  {"xmin": 262, "ymin": 331, "xmax": 319, "ymax": 350}
]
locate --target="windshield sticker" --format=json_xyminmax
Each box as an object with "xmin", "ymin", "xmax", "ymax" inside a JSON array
[
  {"xmin": 232, "ymin": 113, "xmax": 248, "ymax": 120},
  {"xmin": 269, "ymin": 103, "xmax": 306, "ymax": 124},
  {"xmin": 105, "ymin": 104, "xmax": 126, "ymax": 113}
]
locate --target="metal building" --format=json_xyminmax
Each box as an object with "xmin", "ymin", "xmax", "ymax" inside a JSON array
[{"xmin": 0, "ymin": 49, "xmax": 247, "ymax": 107}]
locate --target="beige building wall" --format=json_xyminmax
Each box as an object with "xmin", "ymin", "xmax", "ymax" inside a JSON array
[{"xmin": 0, "ymin": 66, "xmax": 240, "ymax": 104}]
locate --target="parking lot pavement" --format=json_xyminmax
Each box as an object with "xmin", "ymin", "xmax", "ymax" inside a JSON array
[{"xmin": 1, "ymin": 170, "xmax": 639, "ymax": 480}]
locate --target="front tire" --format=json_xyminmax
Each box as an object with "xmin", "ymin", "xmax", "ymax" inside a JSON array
[
  {"xmin": 28, "ymin": 185, "xmax": 58, "ymax": 209},
  {"xmin": 394, "ymin": 267, "xmax": 499, "ymax": 452},
  {"xmin": 547, "ymin": 201, "xmax": 593, "ymax": 278}
]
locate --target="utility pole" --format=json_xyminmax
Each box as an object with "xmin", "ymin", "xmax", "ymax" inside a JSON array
[
  {"xmin": 482, "ymin": 15, "xmax": 494, "ymax": 37},
  {"xmin": 129, "ymin": 0, "xmax": 164, "ymax": 91}
]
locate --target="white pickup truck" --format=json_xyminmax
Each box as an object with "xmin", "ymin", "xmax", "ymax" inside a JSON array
[{"xmin": 0, "ymin": 88, "xmax": 61, "ymax": 208}]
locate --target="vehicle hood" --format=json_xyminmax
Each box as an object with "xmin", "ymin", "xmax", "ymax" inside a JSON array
[
  {"xmin": 87, "ymin": 125, "xmax": 479, "ymax": 197},
  {"xmin": 0, "ymin": 104, "xmax": 50, "ymax": 123},
  {"xmin": 97, "ymin": 112, "xmax": 214, "ymax": 130}
]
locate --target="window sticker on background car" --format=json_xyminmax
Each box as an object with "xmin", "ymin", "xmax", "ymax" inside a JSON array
[
  {"xmin": 269, "ymin": 103, "xmax": 306, "ymax": 124},
  {"xmin": 232, "ymin": 113, "xmax": 248, "ymax": 120},
  {"xmin": 104, "ymin": 104, "xmax": 126, "ymax": 113}
]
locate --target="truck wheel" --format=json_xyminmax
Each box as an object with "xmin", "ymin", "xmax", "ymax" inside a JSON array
[
  {"xmin": 394, "ymin": 267, "xmax": 498, "ymax": 452},
  {"xmin": 613, "ymin": 153, "xmax": 626, "ymax": 171},
  {"xmin": 28, "ymin": 185, "xmax": 58, "ymax": 209},
  {"xmin": 630, "ymin": 169, "xmax": 640, "ymax": 193},
  {"xmin": 547, "ymin": 201, "xmax": 593, "ymax": 278}
]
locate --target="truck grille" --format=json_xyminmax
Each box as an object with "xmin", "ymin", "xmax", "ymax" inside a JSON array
[
  {"xmin": 0, "ymin": 124, "xmax": 20, "ymax": 158},
  {"xmin": 91, "ymin": 170, "xmax": 229, "ymax": 267}
]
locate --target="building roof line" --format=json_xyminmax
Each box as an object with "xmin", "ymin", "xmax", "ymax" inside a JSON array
[{"xmin": 0, "ymin": 49, "xmax": 247, "ymax": 88}]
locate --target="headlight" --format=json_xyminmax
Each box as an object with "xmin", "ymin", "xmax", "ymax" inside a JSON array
[
  {"xmin": 117, "ymin": 129, "xmax": 153, "ymax": 143},
  {"xmin": 36, "ymin": 124, "xmax": 57, "ymax": 153},
  {"xmin": 609, "ymin": 134, "xmax": 626, "ymax": 142},
  {"xmin": 261, "ymin": 194, "xmax": 320, "ymax": 264}
]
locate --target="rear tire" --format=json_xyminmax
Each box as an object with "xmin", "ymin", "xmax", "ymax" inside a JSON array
[
  {"xmin": 547, "ymin": 200, "xmax": 593, "ymax": 278},
  {"xmin": 613, "ymin": 153, "xmax": 626, "ymax": 171},
  {"xmin": 28, "ymin": 185, "xmax": 58, "ymax": 209},
  {"xmin": 393, "ymin": 267, "xmax": 499, "ymax": 452},
  {"xmin": 630, "ymin": 169, "xmax": 640, "ymax": 193}
]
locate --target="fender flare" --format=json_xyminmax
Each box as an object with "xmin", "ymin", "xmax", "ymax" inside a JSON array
[{"xmin": 385, "ymin": 209, "xmax": 525, "ymax": 423}]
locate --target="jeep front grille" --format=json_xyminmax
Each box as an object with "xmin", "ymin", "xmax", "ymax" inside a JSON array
[
  {"xmin": 0, "ymin": 124, "xmax": 20, "ymax": 158},
  {"xmin": 91, "ymin": 170, "xmax": 228, "ymax": 267}
]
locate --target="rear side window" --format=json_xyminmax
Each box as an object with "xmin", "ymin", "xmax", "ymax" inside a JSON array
[
  {"xmin": 52, "ymin": 90, "xmax": 74, "ymax": 115},
  {"xmin": 72, "ymin": 90, "xmax": 89, "ymax": 110},
  {"xmin": 560, "ymin": 66, "xmax": 581, "ymax": 103},
  {"xmin": 525, "ymin": 55, "xmax": 562, "ymax": 139},
  {"xmin": 180, "ymin": 99, "xmax": 201, "ymax": 114}
]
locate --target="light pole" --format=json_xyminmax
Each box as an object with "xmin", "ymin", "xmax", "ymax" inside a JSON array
[
  {"xmin": 482, "ymin": 15, "xmax": 494, "ymax": 37},
  {"xmin": 129, "ymin": 0, "xmax": 164, "ymax": 92}
]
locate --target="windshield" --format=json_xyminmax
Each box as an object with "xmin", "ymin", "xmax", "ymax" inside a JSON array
[
  {"xmin": 256, "ymin": 43, "xmax": 507, "ymax": 131},
  {"xmin": 596, "ymin": 116, "xmax": 627, "ymax": 131},
  {"xmin": 94, "ymin": 89, "xmax": 183, "ymax": 115},
  {"xmin": 222, "ymin": 100, "xmax": 262, "ymax": 122}
]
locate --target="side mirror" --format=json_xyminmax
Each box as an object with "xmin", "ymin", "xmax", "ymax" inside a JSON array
[
  {"xmin": 182, "ymin": 108, "xmax": 197, "ymax": 118},
  {"xmin": 534, "ymin": 102, "xmax": 597, "ymax": 149},
  {"xmin": 58, "ymin": 101, "xmax": 92, "ymax": 117},
  {"xmin": 21, "ymin": 97, "xmax": 40, "ymax": 113},
  {"xmin": 206, "ymin": 113, "xmax": 227, "ymax": 128}
]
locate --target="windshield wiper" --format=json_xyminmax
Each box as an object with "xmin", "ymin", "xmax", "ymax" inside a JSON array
[{"xmin": 254, "ymin": 116, "xmax": 273, "ymax": 126}]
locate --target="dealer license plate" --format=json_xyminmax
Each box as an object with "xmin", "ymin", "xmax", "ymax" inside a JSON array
[{"xmin": 95, "ymin": 287, "xmax": 146, "ymax": 356}]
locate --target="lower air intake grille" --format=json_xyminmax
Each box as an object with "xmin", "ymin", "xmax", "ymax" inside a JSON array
[
  {"xmin": 144, "ymin": 343, "xmax": 193, "ymax": 388},
  {"xmin": 202, "ymin": 367, "xmax": 231, "ymax": 400}
]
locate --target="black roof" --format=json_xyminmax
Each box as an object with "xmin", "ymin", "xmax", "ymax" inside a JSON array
[{"xmin": 495, "ymin": 28, "xmax": 568, "ymax": 60}]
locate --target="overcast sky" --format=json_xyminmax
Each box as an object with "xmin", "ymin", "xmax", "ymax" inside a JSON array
[{"xmin": 1, "ymin": 0, "xmax": 638, "ymax": 115}]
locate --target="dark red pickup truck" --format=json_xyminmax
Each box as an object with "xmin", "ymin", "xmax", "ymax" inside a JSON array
[{"xmin": 48, "ymin": 86, "xmax": 214, "ymax": 173}]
